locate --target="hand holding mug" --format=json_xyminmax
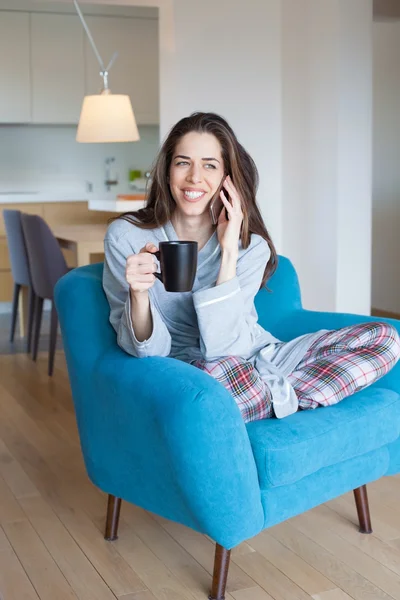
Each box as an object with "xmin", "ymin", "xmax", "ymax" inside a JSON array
[{"xmin": 125, "ymin": 243, "xmax": 158, "ymax": 293}]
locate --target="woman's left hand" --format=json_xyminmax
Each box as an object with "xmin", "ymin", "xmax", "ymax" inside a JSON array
[{"xmin": 216, "ymin": 175, "xmax": 243, "ymax": 253}]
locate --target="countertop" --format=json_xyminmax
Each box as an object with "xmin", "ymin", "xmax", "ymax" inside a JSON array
[{"xmin": 0, "ymin": 186, "xmax": 147, "ymax": 212}]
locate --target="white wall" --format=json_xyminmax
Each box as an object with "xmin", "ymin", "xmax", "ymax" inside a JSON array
[
  {"xmin": 281, "ymin": 0, "xmax": 373, "ymax": 314},
  {"xmin": 0, "ymin": 124, "xmax": 159, "ymax": 194},
  {"xmin": 162, "ymin": 0, "xmax": 283, "ymax": 248},
  {"xmin": 372, "ymin": 21, "xmax": 400, "ymax": 313},
  {"xmin": 52, "ymin": 0, "xmax": 375, "ymax": 314}
]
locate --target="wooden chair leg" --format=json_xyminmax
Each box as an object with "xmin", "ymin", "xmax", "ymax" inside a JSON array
[
  {"xmin": 209, "ymin": 544, "xmax": 231, "ymax": 600},
  {"xmin": 10, "ymin": 283, "xmax": 21, "ymax": 342},
  {"xmin": 48, "ymin": 301, "xmax": 58, "ymax": 376},
  {"xmin": 354, "ymin": 484, "xmax": 372, "ymax": 534},
  {"xmin": 32, "ymin": 296, "xmax": 43, "ymax": 362},
  {"xmin": 104, "ymin": 495, "xmax": 122, "ymax": 541}
]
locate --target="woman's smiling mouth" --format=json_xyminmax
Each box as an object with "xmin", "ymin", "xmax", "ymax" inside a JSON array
[{"xmin": 182, "ymin": 189, "xmax": 207, "ymax": 202}]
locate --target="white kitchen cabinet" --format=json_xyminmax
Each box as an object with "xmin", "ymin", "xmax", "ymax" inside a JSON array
[
  {"xmin": 0, "ymin": 12, "xmax": 31, "ymax": 123},
  {"xmin": 84, "ymin": 15, "xmax": 159, "ymax": 125},
  {"xmin": 31, "ymin": 13, "xmax": 85, "ymax": 124}
]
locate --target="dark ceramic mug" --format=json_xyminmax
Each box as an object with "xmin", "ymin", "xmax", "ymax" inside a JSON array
[{"xmin": 154, "ymin": 241, "xmax": 198, "ymax": 292}]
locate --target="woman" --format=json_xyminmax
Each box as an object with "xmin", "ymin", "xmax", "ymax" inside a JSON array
[{"xmin": 103, "ymin": 112, "xmax": 400, "ymax": 422}]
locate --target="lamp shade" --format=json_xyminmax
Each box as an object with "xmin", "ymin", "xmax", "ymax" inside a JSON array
[{"xmin": 76, "ymin": 92, "xmax": 140, "ymax": 143}]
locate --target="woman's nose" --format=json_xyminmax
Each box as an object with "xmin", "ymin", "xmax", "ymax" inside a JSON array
[{"xmin": 187, "ymin": 165, "xmax": 202, "ymax": 183}]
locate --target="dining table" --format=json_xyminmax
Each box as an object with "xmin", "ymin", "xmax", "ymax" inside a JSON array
[{"xmin": 53, "ymin": 223, "xmax": 108, "ymax": 267}]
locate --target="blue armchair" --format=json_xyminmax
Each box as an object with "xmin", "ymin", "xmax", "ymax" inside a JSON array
[{"xmin": 55, "ymin": 257, "xmax": 400, "ymax": 600}]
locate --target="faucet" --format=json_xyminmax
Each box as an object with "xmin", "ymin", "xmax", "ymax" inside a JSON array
[{"xmin": 105, "ymin": 157, "xmax": 118, "ymax": 192}]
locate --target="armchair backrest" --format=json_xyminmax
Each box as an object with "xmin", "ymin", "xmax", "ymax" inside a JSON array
[
  {"xmin": 55, "ymin": 263, "xmax": 116, "ymax": 395},
  {"xmin": 255, "ymin": 255, "xmax": 302, "ymax": 331}
]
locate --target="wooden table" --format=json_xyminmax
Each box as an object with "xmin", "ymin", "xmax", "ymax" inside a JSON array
[{"xmin": 54, "ymin": 224, "xmax": 108, "ymax": 267}]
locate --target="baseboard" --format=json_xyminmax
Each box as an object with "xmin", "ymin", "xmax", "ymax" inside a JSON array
[{"xmin": 371, "ymin": 308, "xmax": 400, "ymax": 320}]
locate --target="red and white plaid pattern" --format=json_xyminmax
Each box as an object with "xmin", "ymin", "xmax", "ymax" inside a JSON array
[
  {"xmin": 193, "ymin": 322, "xmax": 400, "ymax": 423},
  {"xmin": 288, "ymin": 321, "xmax": 400, "ymax": 410},
  {"xmin": 193, "ymin": 356, "xmax": 273, "ymax": 422}
]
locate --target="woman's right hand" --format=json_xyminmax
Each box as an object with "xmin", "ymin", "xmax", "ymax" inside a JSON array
[{"xmin": 125, "ymin": 243, "xmax": 158, "ymax": 293}]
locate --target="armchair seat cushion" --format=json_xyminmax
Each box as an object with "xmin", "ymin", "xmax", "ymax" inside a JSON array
[{"xmin": 246, "ymin": 386, "xmax": 400, "ymax": 489}]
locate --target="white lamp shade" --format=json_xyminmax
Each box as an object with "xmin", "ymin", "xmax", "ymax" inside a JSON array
[{"xmin": 76, "ymin": 93, "xmax": 140, "ymax": 143}]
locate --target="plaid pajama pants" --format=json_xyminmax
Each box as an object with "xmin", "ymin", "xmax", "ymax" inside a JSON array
[{"xmin": 193, "ymin": 322, "xmax": 400, "ymax": 422}]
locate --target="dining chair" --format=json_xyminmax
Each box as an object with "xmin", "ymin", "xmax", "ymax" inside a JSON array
[
  {"xmin": 21, "ymin": 213, "xmax": 69, "ymax": 376},
  {"xmin": 3, "ymin": 209, "xmax": 36, "ymax": 352}
]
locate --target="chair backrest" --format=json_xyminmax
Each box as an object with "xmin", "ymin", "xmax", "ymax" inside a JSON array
[
  {"xmin": 3, "ymin": 209, "xmax": 31, "ymax": 286},
  {"xmin": 21, "ymin": 213, "xmax": 68, "ymax": 299},
  {"xmin": 255, "ymin": 255, "xmax": 302, "ymax": 330},
  {"xmin": 55, "ymin": 263, "xmax": 116, "ymax": 388}
]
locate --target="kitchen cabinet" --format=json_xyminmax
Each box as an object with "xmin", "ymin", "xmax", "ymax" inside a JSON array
[
  {"xmin": 0, "ymin": 12, "xmax": 31, "ymax": 123},
  {"xmin": 0, "ymin": 9, "xmax": 159, "ymax": 125},
  {"xmin": 85, "ymin": 15, "xmax": 159, "ymax": 125},
  {"xmin": 31, "ymin": 13, "xmax": 85, "ymax": 124}
]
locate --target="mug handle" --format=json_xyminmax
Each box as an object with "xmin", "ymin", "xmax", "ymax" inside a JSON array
[{"xmin": 154, "ymin": 250, "xmax": 163, "ymax": 283}]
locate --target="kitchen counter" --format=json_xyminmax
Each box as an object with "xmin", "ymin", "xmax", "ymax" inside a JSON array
[
  {"xmin": 0, "ymin": 191, "xmax": 88, "ymax": 203},
  {"xmin": 88, "ymin": 197, "xmax": 146, "ymax": 212},
  {"xmin": 0, "ymin": 189, "xmax": 146, "ymax": 212}
]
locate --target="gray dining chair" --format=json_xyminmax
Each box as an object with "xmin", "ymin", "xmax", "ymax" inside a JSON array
[
  {"xmin": 3, "ymin": 209, "xmax": 36, "ymax": 352},
  {"xmin": 21, "ymin": 213, "xmax": 69, "ymax": 376}
]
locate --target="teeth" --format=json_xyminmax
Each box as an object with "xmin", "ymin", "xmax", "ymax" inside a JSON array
[{"xmin": 184, "ymin": 191, "xmax": 204, "ymax": 199}]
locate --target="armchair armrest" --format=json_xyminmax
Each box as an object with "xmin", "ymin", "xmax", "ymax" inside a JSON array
[
  {"xmin": 273, "ymin": 309, "xmax": 400, "ymax": 394},
  {"xmin": 71, "ymin": 348, "xmax": 264, "ymax": 549}
]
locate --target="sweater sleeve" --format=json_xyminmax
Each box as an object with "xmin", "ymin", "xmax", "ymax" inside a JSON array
[
  {"xmin": 192, "ymin": 237, "xmax": 270, "ymax": 360},
  {"xmin": 103, "ymin": 238, "xmax": 171, "ymax": 358}
]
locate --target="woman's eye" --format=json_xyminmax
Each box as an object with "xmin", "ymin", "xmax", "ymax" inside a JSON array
[
  {"xmin": 176, "ymin": 161, "xmax": 189, "ymax": 166},
  {"xmin": 204, "ymin": 163, "xmax": 217, "ymax": 169}
]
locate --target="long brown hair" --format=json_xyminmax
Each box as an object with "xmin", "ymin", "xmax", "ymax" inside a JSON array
[{"xmin": 117, "ymin": 112, "xmax": 277, "ymax": 288}]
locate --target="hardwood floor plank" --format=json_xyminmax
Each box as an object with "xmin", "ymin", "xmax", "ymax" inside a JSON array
[
  {"xmin": 233, "ymin": 550, "xmax": 312, "ymax": 600},
  {"xmin": 314, "ymin": 504, "xmax": 400, "ymax": 578},
  {"xmin": 270, "ymin": 520, "xmax": 394, "ymax": 600},
  {"xmin": 55, "ymin": 505, "xmax": 146, "ymax": 597},
  {"xmin": 231, "ymin": 587, "xmax": 275, "ymax": 599},
  {"xmin": 0, "ymin": 525, "xmax": 40, "ymax": 600},
  {"xmin": 312, "ymin": 589, "xmax": 353, "ymax": 600},
  {"xmin": 19, "ymin": 494, "xmax": 119, "ymax": 600},
  {"xmin": 249, "ymin": 529, "xmax": 336, "ymax": 596},
  {"xmin": 3, "ymin": 519, "xmax": 79, "ymax": 600},
  {"xmin": 118, "ymin": 591, "xmax": 158, "ymax": 600},
  {"xmin": 0, "ymin": 472, "xmax": 26, "ymax": 524},
  {"xmin": 290, "ymin": 508, "xmax": 400, "ymax": 599},
  {"xmin": 0, "ymin": 437, "xmax": 39, "ymax": 499}
]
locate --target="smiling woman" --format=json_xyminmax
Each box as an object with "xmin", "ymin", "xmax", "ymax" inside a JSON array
[
  {"xmin": 115, "ymin": 111, "xmax": 277, "ymax": 286},
  {"xmin": 103, "ymin": 111, "xmax": 400, "ymax": 428}
]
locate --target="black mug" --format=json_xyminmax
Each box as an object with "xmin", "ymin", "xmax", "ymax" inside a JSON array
[{"xmin": 154, "ymin": 241, "xmax": 198, "ymax": 292}]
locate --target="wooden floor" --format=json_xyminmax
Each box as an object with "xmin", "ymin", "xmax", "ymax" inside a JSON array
[{"xmin": 1, "ymin": 351, "xmax": 400, "ymax": 600}]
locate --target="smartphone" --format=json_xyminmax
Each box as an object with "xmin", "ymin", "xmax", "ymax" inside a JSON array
[{"xmin": 210, "ymin": 175, "xmax": 229, "ymax": 225}]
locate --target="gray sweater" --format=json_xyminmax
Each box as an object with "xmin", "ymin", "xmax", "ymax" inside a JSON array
[{"xmin": 103, "ymin": 218, "xmax": 325, "ymax": 417}]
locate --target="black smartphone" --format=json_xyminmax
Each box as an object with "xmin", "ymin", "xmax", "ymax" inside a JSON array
[{"xmin": 209, "ymin": 175, "xmax": 229, "ymax": 225}]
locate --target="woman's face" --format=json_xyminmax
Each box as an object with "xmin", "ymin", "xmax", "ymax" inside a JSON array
[{"xmin": 169, "ymin": 131, "xmax": 225, "ymax": 220}]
